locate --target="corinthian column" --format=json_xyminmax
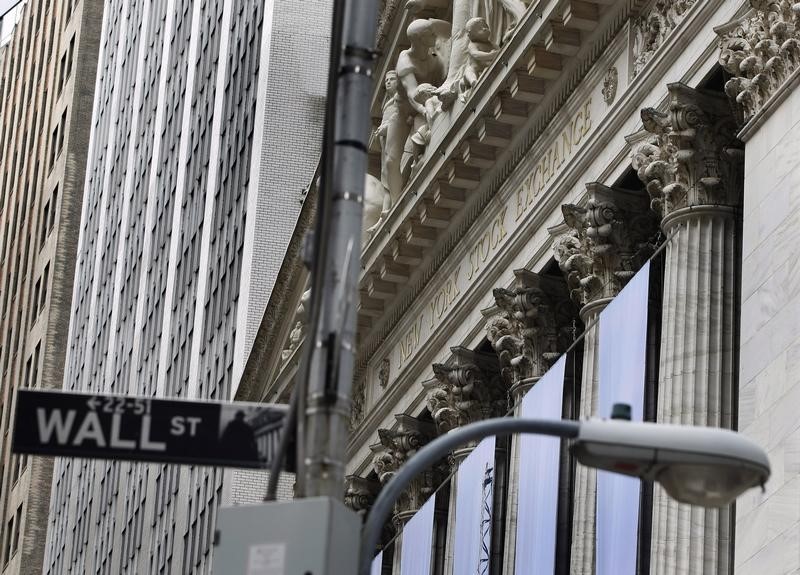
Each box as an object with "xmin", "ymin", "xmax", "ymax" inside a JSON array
[
  {"xmin": 422, "ymin": 347, "xmax": 506, "ymax": 574},
  {"xmin": 550, "ymin": 182, "xmax": 655, "ymax": 574},
  {"xmin": 629, "ymin": 83, "xmax": 742, "ymax": 575},
  {"xmin": 481, "ymin": 269, "xmax": 575, "ymax": 571}
]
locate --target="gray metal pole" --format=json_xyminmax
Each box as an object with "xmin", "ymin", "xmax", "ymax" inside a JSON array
[
  {"xmin": 302, "ymin": 0, "xmax": 380, "ymax": 499},
  {"xmin": 358, "ymin": 418, "xmax": 581, "ymax": 575}
]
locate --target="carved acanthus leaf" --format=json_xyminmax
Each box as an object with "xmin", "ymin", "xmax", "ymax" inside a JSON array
[
  {"xmin": 482, "ymin": 271, "xmax": 573, "ymax": 385},
  {"xmin": 632, "ymin": 0, "xmax": 699, "ymax": 76},
  {"xmin": 629, "ymin": 84, "xmax": 743, "ymax": 222},
  {"xmin": 552, "ymin": 183, "xmax": 656, "ymax": 306},
  {"xmin": 369, "ymin": 415, "xmax": 438, "ymax": 517},
  {"xmin": 716, "ymin": 1, "xmax": 800, "ymax": 124},
  {"xmin": 344, "ymin": 476, "xmax": 381, "ymax": 514},
  {"xmin": 422, "ymin": 347, "xmax": 506, "ymax": 434}
]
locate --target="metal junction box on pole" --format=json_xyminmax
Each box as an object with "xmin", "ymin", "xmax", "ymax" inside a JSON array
[{"xmin": 213, "ymin": 497, "xmax": 361, "ymax": 575}]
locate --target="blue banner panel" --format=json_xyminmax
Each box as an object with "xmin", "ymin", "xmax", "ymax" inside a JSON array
[
  {"xmin": 514, "ymin": 355, "xmax": 567, "ymax": 574},
  {"xmin": 400, "ymin": 494, "xmax": 435, "ymax": 575},
  {"xmin": 596, "ymin": 261, "xmax": 650, "ymax": 575},
  {"xmin": 370, "ymin": 550, "xmax": 383, "ymax": 575},
  {"xmin": 453, "ymin": 436, "xmax": 496, "ymax": 575}
]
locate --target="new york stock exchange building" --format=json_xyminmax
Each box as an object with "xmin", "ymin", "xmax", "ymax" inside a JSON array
[{"xmin": 237, "ymin": 0, "xmax": 800, "ymax": 573}]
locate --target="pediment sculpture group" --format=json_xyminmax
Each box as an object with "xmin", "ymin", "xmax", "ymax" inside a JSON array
[{"xmin": 363, "ymin": 0, "xmax": 531, "ymax": 242}]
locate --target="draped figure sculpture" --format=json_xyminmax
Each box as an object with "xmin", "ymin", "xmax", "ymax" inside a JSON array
[{"xmin": 380, "ymin": 18, "xmax": 450, "ymax": 205}]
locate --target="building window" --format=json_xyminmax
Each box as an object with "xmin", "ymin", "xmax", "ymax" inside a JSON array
[
  {"xmin": 49, "ymin": 126, "xmax": 58, "ymax": 170},
  {"xmin": 12, "ymin": 505, "xmax": 21, "ymax": 555},
  {"xmin": 41, "ymin": 263, "xmax": 50, "ymax": 309},
  {"xmin": 58, "ymin": 53, "xmax": 66, "ymax": 93},
  {"xmin": 66, "ymin": 36, "xmax": 75, "ymax": 79},
  {"xmin": 4, "ymin": 516, "xmax": 12, "ymax": 565},
  {"xmin": 31, "ymin": 342, "xmax": 40, "ymax": 388},
  {"xmin": 58, "ymin": 109, "xmax": 67, "ymax": 155},
  {"xmin": 49, "ymin": 186, "xmax": 58, "ymax": 231},
  {"xmin": 30, "ymin": 278, "xmax": 41, "ymax": 322},
  {"xmin": 40, "ymin": 200, "xmax": 50, "ymax": 248}
]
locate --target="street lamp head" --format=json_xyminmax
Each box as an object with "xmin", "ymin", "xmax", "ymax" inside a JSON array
[{"xmin": 572, "ymin": 420, "xmax": 770, "ymax": 507}]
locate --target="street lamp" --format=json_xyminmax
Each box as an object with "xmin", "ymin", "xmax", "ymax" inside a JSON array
[{"xmin": 358, "ymin": 415, "xmax": 769, "ymax": 575}]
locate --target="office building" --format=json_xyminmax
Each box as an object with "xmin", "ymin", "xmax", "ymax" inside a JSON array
[
  {"xmin": 0, "ymin": 1, "xmax": 103, "ymax": 573},
  {"xmin": 43, "ymin": 0, "xmax": 330, "ymax": 573}
]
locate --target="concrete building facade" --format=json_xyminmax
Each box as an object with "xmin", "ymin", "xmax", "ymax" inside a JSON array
[
  {"xmin": 0, "ymin": 0, "xmax": 103, "ymax": 574},
  {"xmin": 42, "ymin": 0, "xmax": 330, "ymax": 573},
  {"xmin": 241, "ymin": 1, "xmax": 800, "ymax": 574}
]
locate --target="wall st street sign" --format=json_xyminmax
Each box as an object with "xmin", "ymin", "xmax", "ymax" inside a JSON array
[{"xmin": 12, "ymin": 389, "xmax": 288, "ymax": 469}]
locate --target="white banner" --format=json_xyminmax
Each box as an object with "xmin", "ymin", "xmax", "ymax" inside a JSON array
[
  {"xmin": 370, "ymin": 550, "xmax": 383, "ymax": 575},
  {"xmin": 400, "ymin": 494, "xmax": 435, "ymax": 575},
  {"xmin": 514, "ymin": 355, "xmax": 567, "ymax": 574},
  {"xmin": 452, "ymin": 436, "xmax": 496, "ymax": 575},
  {"xmin": 596, "ymin": 261, "xmax": 650, "ymax": 575}
]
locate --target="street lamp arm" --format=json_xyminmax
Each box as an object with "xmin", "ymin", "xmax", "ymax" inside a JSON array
[{"xmin": 358, "ymin": 417, "xmax": 580, "ymax": 575}]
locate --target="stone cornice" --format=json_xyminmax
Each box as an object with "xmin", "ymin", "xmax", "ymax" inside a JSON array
[
  {"xmin": 235, "ymin": 175, "xmax": 316, "ymax": 402},
  {"xmin": 356, "ymin": 0, "xmax": 633, "ymax": 378},
  {"xmin": 715, "ymin": 1, "xmax": 800, "ymax": 131}
]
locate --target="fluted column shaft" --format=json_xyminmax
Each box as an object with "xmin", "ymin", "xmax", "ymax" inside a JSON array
[
  {"xmin": 650, "ymin": 207, "xmax": 738, "ymax": 575},
  {"xmin": 502, "ymin": 377, "xmax": 539, "ymax": 573},
  {"xmin": 570, "ymin": 298, "xmax": 611, "ymax": 575},
  {"xmin": 442, "ymin": 446, "xmax": 473, "ymax": 575}
]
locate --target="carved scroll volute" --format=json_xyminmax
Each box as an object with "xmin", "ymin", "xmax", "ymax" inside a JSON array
[
  {"xmin": 369, "ymin": 414, "xmax": 437, "ymax": 518},
  {"xmin": 344, "ymin": 475, "xmax": 381, "ymax": 515},
  {"xmin": 628, "ymin": 84, "xmax": 743, "ymax": 224},
  {"xmin": 551, "ymin": 183, "xmax": 656, "ymax": 306},
  {"xmin": 422, "ymin": 347, "xmax": 505, "ymax": 435},
  {"xmin": 716, "ymin": 1, "xmax": 800, "ymax": 125},
  {"xmin": 481, "ymin": 270, "xmax": 573, "ymax": 388}
]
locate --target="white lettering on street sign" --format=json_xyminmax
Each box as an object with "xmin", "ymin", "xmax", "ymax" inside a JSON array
[{"xmin": 36, "ymin": 408, "xmax": 76, "ymax": 444}]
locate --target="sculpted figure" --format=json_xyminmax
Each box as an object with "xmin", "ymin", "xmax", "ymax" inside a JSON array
[
  {"xmin": 476, "ymin": 0, "xmax": 528, "ymax": 45},
  {"xmin": 402, "ymin": 83, "xmax": 442, "ymax": 177},
  {"xmin": 379, "ymin": 18, "xmax": 449, "ymax": 204},
  {"xmin": 363, "ymin": 173, "xmax": 386, "ymax": 244},
  {"xmin": 460, "ymin": 17, "xmax": 498, "ymax": 99},
  {"xmin": 376, "ymin": 71, "xmax": 399, "ymax": 201}
]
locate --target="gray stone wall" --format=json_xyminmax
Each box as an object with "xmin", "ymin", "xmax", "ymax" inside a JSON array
[{"xmin": 735, "ymin": 84, "xmax": 800, "ymax": 575}]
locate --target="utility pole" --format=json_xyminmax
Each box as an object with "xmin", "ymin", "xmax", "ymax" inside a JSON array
[{"xmin": 299, "ymin": 0, "xmax": 380, "ymax": 499}]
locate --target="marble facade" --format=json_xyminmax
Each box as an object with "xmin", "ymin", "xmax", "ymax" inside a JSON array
[{"xmin": 239, "ymin": 0, "xmax": 799, "ymax": 573}]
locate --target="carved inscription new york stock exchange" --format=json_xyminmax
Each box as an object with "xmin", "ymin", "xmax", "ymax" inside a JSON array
[{"xmin": 393, "ymin": 96, "xmax": 597, "ymax": 373}]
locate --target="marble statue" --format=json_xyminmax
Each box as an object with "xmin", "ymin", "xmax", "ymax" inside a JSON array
[
  {"xmin": 363, "ymin": 173, "xmax": 386, "ymax": 244},
  {"xmin": 459, "ymin": 17, "xmax": 498, "ymax": 99},
  {"xmin": 375, "ymin": 71, "xmax": 399, "ymax": 204},
  {"xmin": 281, "ymin": 321, "xmax": 304, "ymax": 362},
  {"xmin": 402, "ymin": 83, "xmax": 442, "ymax": 177},
  {"xmin": 380, "ymin": 19, "xmax": 450, "ymax": 206},
  {"xmin": 475, "ymin": 0, "xmax": 528, "ymax": 46}
]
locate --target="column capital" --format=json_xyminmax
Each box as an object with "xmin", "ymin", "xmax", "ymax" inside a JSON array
[
  {"xmin": 370, "ymin": 414, "xmax": 439, "ymax": 519},
  {"xmin": 628, "ymin": 83, "xmax": 743, "ymax": 223},
  {"xmin": 344, "ymin": 475, "xmax": 381, "ymax": 514},
  {"xmin": 550, "ymin": 182, "xmax": 656, "ymax": 307},
  {"xmin": 481, "ymin": 270, "xmax": 575, "ymax": 388},
  {"xmin": 422, "ymin": 347, "xmax": 506, "ymax": 435},
  {"xmin": 370, "ymin": 414, "xmax": 435, "ymax": 484},
  {"xmin": 716, "ymin": 1, "xmax": 800, "ymax": 126}
]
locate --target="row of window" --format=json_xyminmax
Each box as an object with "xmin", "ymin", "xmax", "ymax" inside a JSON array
[{"xmin": 2, "ymin": 503, "xmax": 22, "ymax": 567}]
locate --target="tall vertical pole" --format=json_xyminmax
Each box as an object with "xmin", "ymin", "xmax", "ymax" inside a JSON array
[{"xmin": 301, "ymin": 0, "xmax": 380, "ymax": 499}]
